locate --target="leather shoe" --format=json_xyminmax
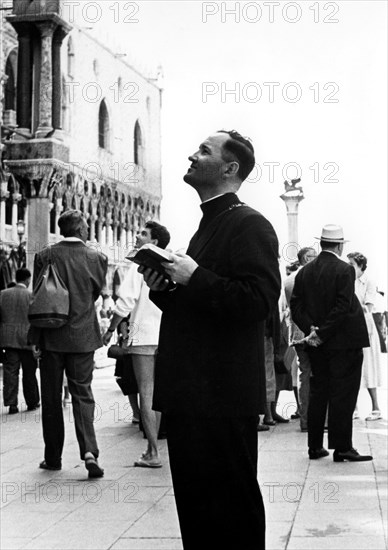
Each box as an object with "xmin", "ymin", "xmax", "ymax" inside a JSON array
[
  {"xmin": 333, "ymin": 448, "xmax": 373, "ymax": 462},
  {"xmin": 273, "ymin": 413, "xmax": 289, "ymax": 423},
  {"xmin": 257, "ymin": 424, "xmax": 270, "ymax": 431},
  {"xmin": 27, "ymin": 403, "xmax": 40, "ymax": 411},
  {"xmin": 263, "ymin": 419, "xmax": 276, "ymax": 426},
  {"xmin": 85, "ymin": 456, "xmax": 104, "ymax": 478},
  {"xmin": 309, "ymin": 447, "xmax": 329, "ymax": 459},
  {"xmin": 39, "ymin": 460, "xmax": 61, "ymax": 471},
  {"xmin": 8, "ymin": 405, "xmax": 19, "ymax": 414}
]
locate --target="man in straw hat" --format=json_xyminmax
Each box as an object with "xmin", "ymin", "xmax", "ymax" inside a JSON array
[{"xmin": 290, "ymin": 224, "xmax": 372, "ymax": 462}]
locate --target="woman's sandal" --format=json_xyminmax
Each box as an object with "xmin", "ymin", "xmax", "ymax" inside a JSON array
[
  {"xmin": 134, "ymin": 456, "xmax": 162, "ymax": 468},
  {"xmin": 365, "ymin": 410, "xmax": 382, "ymax": 421}
]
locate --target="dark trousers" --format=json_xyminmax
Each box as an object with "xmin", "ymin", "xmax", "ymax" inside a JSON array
[
  {"xmin": 165, "ymin": 415, "xmax": 265, "ymax": 550},
  {"xmin": 307, "ymin": 347, "xmax": 363, "ymax": 450},
  {"xmin": 295, "ymin": 345, "xmax": 311, "ymax": 430},
  {"xmin": 40, "ymin": 351, "xmax": 99, "ymax": 465},
  {"xmin": 3, "ymin": 348, "xmax": 40, "ymax": 407}
]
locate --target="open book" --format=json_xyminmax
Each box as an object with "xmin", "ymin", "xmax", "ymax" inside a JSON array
[{"xmin": 126, "ymin": 244, "xmax": 173, "ymax": 278}]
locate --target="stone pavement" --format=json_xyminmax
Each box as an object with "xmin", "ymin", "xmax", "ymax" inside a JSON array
[{"xmin": 0, "ymin": 352, "xmax": 387, "ymax": 550}]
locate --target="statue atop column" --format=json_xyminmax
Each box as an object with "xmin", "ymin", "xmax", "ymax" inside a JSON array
[{"xmin": 282, "ymin": 178, "xmax": 304, "ymax": 197}]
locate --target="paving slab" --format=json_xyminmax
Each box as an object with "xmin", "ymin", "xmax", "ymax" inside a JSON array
[
  {"xmin": 111, "ymin": 539, "xmax": 183, "ymax": 550},
  {"xmin": 1, "ymin": 362, "xmax": 387, "ymax": 550}
]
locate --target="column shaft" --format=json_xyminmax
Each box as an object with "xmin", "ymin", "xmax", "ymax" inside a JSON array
[
  {"xmin": 52, "ymin": 29, "xmax": 66, "ymax": 129},
  {"xmin": 36, "ymin": 22, "xmax": 57, "ymax": 136},
  {"xmin": 16, "ymin": 30, "xmax": 32, "ymax": 131}
]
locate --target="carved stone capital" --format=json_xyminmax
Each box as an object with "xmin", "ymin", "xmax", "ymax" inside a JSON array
[{"xmin": 36, "ymin": 20, "xmax": 57, "ymax": 38}]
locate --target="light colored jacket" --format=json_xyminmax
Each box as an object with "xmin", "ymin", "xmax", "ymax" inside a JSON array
[{"xmin": 114, "ymin": 262, "xmax": 161, "ymax": 346}]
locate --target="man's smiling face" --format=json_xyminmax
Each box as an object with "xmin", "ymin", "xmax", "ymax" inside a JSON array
[{"xmin": 183, "ymin": 133, "xmax": 230, "ymax": 190}]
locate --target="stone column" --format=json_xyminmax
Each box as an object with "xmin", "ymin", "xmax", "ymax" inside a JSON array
[
  {"xmin": 26, "ymin": 197, "xmax": 50, "ymax": 271},
  {"xmin": 119, "ymin": 223, "xmax": 126, "ymax": 249},
  {"xmin": 15, "ymin": 25, "xmax": 33, "ymax": 136},
  {"xmin": 11, "ymin": 192, "xmax": 21, "ymax": 242},
  {"xmin": 105, "ymin": 213, "xmax": 113, "ymax": 248},
  {"xmin": 280, "ymin": 193, "xmax": 304, "ymax": 262},
  {"xmin": 89, "ymin": 215, "xmax": 96, "ymax": 242},
  {"xmin": 55, "ymin": 200, "xmax": 62, "ymax": 238},
  {"xmin": 52, "ymin": 27, "xmax": 67, "ymax": 134},
  {"xmin": 95, "ymin": 215, "xmax": 103, "ymax": 244},
  {"xmin": 35, "ymin": 21, "xmax": 57, "ymax": 138}
]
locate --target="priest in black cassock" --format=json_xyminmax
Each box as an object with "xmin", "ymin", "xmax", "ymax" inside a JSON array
[{"xmin": 139, "ymin": 130, "xmax": 281, "ymax": 550}]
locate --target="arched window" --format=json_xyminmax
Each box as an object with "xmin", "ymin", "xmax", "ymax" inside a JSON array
[
  {"xmin": 5, "ymin": 52, "xmax": 17, "ymax": 111},
  {"xmin": 5, "ymin": 177, "xmax": 15, "ymax": 225},
  {"xmin": 98, "ymin": 100, "xmax": 109, "ymax": 149},
  {"xmin": 67, "ymin": 36, "xmax": 74, "ymax": 78},
  {"xmin": 3, "ymin": 50, "xmax": 17, "ymax": 126},
  {"xmin": 50, "ymin": 190, "xmax": 58, "ymax": 234},
  {"xmin": 62, "ymin": 77, "xmax": 70, "ymax": 132},
  {"xmin": 134, "ymin": 120, "xmax": 143, "ymax": 166}
]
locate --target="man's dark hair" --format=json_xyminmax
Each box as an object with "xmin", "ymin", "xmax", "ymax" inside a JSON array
[
  {"xmin": 286, "ymin": 262, "xmax": 299, "ymax": 274},
  {"xmin": 16, "ymin": 268, "xmax": 31, "ymax": 282},
  {"xmin": 297, "ymin": 247, "xmax": 315, "ymax": 265},
  {"xmin": 58, "ymin": 210, "xmax": 85, "ymax": 237},
  {"xmin": 217, "ymin": 130, "xmax": 255, "ymax": 182},
  {"xmin": 320, "ymin": 239, "xmax": 340, "ymax": 251},
  {"xmin": 145, "ymin": 221, "xmax": 170, "ymax": 250},
  {"xmin": 347, "ymin": 251, "xmax": 367, "ymax": 272}
]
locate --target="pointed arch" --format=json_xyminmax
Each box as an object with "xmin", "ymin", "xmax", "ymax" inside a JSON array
[
  {"xmin": 98, "ymin": 99, "xmax": 110, "ymax": 149},
  {"xmin": 3, "ymin": 49, "xmax": 18, "ymax": 127},
  {"xmin": 134, "ymin": 119, "xmax": 144, "ymax": 167},
  {"xmin": 5, "ymin": 176, "xmax": 16, "ymax": 225},
  {"xmin": 67, "ymin": 36, "xmax": 74, "ymax": 78},
  {"xmin": 62, "ymin": 76, "xmax": 70, "ymax": 132},
  {"xmin": 50, "ymin": 188, "xmax": 58, "ymax": 234}
]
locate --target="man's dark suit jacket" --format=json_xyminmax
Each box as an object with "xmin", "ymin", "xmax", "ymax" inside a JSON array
[
  {"xmin": 150, "ymin": 193, "xmax": 281, "ymax": 417},
  {"xmin": 290, "ymin": 251, "xmax": 369, "ymax": 349},
  {"xmin": 0, "ymin": 284, "xmax": 32, "ymax": 349},
  {"xmin": 30, "ymin": 241, "xmax": 108, "ymax": 353}
]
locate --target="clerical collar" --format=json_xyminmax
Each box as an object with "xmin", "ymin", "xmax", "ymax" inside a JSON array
[
  {"xmin": 200, "ymin": 192, "xmax": 240, "ymax": 218},
  {"xmin": 201, "ymin": 193, "xmax": 228, "ymax": 205}
]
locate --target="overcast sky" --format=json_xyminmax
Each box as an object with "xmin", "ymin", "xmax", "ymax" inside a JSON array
[{"xmin": 90, "ymin": 0, "xmax": 387, "ymax": 290}]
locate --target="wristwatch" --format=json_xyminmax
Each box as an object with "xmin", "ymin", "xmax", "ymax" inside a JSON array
[{"xmin": 107, "ymin": 328, "xmax": 115, "ymax": 333}]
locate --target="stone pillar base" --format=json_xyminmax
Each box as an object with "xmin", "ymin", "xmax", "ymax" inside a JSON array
[
  {"xmin": 49, "ymin": 129, "xmax": 65, "ymax": 141},
  {"xmin": 12, "ymin": 128, "xmax": 32, "ymax": 140},
  {"xmin": 35, "ymin": 126, "xmax": 53, "ymax": 138}
]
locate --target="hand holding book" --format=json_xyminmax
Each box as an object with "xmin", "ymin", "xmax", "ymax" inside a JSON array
[
  {"xmin": 128, "ymin": 244, "xmax": 199, "ymax": 287},
  {"xmin": 126, "ymin": 244, "xmax": 173, "ymax": 279}
]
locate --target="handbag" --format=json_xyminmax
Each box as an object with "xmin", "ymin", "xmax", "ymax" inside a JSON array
[
  {"xmin": 107, "ymin": 344, "xmax": 131, "ymax": 359},
  {"xmin": 28, "ymin": 259, "xmax": 69, "ymax": 328}
]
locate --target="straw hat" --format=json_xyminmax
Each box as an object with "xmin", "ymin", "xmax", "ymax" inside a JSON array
[{"xmin": 316, "ymin": 224, "xmax": 349, "ymax": 243}]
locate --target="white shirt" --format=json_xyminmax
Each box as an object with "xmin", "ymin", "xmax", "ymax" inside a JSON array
[{"xmin": 113, "ymin": 262, "xmax": 162, "ymax": 346}]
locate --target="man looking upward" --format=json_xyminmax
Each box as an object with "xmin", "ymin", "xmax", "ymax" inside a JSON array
[{"xmin": 139, "ymin": 130, "xmax": 281, "ymax": 549}]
